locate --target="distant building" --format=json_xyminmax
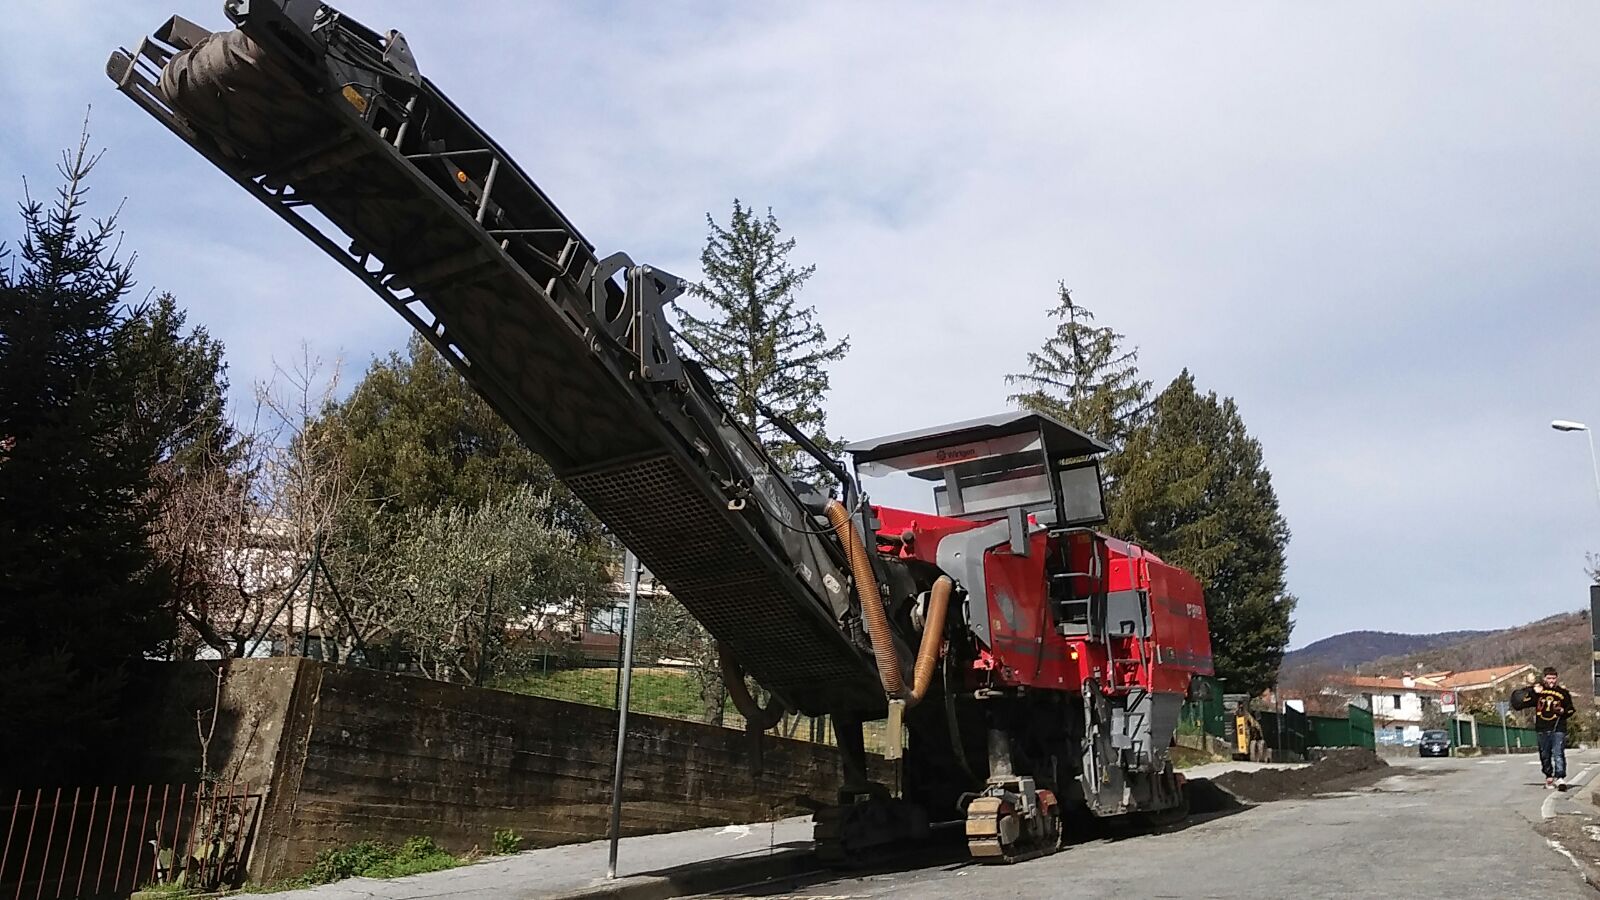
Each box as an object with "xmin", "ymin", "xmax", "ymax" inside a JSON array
[
  {"xmin": 564, "ymin": 560, "xmax": 669, "ymax": 665},
  {"xmin": 225, "ymin": 534, "xmax": 681, "ymax": 671},
  {"xmin": 1327, "ymin": 665, "xmax": 1536, "ymax": 744}
]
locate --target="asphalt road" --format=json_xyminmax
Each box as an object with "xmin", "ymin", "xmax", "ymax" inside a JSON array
[{"xmin": 729, "ymin": 751, "xmax": 1599, "ymax": 900}]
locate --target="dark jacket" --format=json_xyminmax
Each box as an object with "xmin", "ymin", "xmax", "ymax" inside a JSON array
[{"xmin": 1532, "ymin": 684, "xmax": 1575, "ymax": 733}]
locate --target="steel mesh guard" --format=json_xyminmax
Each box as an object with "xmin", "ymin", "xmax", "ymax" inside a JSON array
[{"xmin": 569, "ymin": 456, "xmax": 874, "ymax": 709}]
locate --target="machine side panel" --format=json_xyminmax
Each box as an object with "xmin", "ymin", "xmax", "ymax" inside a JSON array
[
  {"xmin": 1145, "ymin": 560, "xmax": 1214, "ymax": 694},
  {"xmin": 981, "ymin": 533, "xmax": 1085, "ymax": 692}
]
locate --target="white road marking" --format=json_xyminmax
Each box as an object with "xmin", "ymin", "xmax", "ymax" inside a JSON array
[{"xmin": 1547, "ymin": 837, "xmax": 1584, "ymax": 878}]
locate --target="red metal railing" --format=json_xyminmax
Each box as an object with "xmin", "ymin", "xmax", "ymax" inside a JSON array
[{"xmin": 0, "ymin": 783, "xmax": 260, "ymax": 900}]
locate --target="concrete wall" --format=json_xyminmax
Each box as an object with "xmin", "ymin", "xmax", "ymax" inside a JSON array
[
  {"xmin": 125, "ymin": 660, "xmax": 868, "ymax": 882},
  {"xmin": 115, "ymin": 657, "xmax": 303, "ymax": 789}
]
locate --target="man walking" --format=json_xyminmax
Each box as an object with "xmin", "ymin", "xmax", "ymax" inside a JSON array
[{"xmin": 1532, "ymin": 666, "xmax": 1576, "ymax": 790}]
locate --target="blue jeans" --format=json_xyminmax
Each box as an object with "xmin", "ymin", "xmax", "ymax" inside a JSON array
[{"xmin": 1538, "ymin": 730, "xmax": 1567, "ymax": 779}]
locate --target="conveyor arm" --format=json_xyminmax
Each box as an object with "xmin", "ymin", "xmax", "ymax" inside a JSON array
[{"xmin": 107, "ymin": 1, "xmax": 905, "ymax": 717}]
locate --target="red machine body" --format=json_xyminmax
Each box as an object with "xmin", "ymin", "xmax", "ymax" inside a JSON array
[{"xmin": 873, "ymin": 506, "xmax": 1213, "ymax": 702}]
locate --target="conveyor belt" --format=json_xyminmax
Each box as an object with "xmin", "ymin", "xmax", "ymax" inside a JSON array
[{"xmin": 106, "ymin": 3, "xmax": 883, "ymax": 716}]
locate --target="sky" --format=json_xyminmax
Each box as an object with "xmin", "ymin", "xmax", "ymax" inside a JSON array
[{"xmin": 2, "ymin": 2, "xmax": 1598, "ymax": 647}]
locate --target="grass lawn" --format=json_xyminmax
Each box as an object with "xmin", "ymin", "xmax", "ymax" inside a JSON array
[
  {"xmin": 1172, "ymin": 744, "xmax": 1230, "ymax": 768},
  {"xmin": 497, "ymin": 668, "xmax": 711, "ymax": 721},
  {"xmin": 497, "ymin": 667, "xmax": 893, "ymax": 753}
]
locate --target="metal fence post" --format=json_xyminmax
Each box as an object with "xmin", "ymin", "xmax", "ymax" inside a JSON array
[
  {"xmin": 606, "ymin": 550, "xmax": 642, "ymax": 880},
  {"xmin": 300, "ymin": 534, "xmax": 322, "ymax": 658},
  {"xmin": 476, "ymin": 574, "xmax": 495, "ymax": 687}
]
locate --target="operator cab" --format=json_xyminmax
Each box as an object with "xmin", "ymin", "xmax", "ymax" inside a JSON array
[{"xmin": 845, "ymin": 411, "xmax": 1110, "ymax": 528}]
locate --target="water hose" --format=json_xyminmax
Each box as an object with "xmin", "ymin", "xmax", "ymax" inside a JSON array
[
  {"xmin": 719, "ymin": 509, "xmax": 950, "ymax": 728},
  {"xmin": 908, "ymin": 576, "xmax": 953, "ymax": 707},
  {"xmin": 824, "ymin": 502, "xmax": 953, "ymax": 708},
  {"xmin": 826, "ymin": 500, "xmax": 905, "ymax": 699},
  {"xmin": 720, "ymin": 642, "xmax": 786, "ymax": 730}
]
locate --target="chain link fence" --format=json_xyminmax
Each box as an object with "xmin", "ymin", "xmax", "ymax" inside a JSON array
[
  {"xmin": 490, "ymin": 570, "xmax": 894, "ymax": 754},
  {"xmin": 232, "ymin": 549, "xmax": 894, "ymax": 757}
]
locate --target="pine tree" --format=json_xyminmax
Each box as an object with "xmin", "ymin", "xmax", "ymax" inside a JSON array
[
  {"xmin": 119, "ymin": 293, "xmax": 249, "ymax": 660},
  {"xmin": 1109, "ymin": 371, "xmax": 1295, "ymax": 695},
  {"xmin": 118, "ymin": 292, "xmax": 236, "ymax": 475},
  {"xmin": 676, "ymin": 200, "xmax": 849, "ymax": 487},
  {"xmin": 1005, "ymin": 283, "xmax": 1150, "ymax": 450},
  {"xmin": 0, "ymin": 136, "xmax": 172, "ymax": 779}
]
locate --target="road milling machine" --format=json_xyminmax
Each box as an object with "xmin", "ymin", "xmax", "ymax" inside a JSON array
[{"xmin": 108, "ymin": 1, "xmax": 1215, "ymax": 864}]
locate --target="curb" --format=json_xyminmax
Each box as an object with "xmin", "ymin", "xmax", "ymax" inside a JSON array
[
  {"xmin": 1542, "ymin": 760, "xmax": 1600, "ymax": 820},
  {"xmin": 543, "ymin": 847, "xmax": 820, "ymax": 900},
  {"xmin": 1537, "ymin": 753, "xmax": 1600, "ymax": 889}
]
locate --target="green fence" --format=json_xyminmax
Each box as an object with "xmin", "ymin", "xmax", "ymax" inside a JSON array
[
  {"xmin": 1180, "ymin": 675, "xmax": 1226, "ymax": 738},
  {"xmin": 1452, "ymin": 718, "xmax": 1538, "ymax": 751},
  {"xmin": 1307, "ymin": 704, "xmax": 1376, "ymax": 750},
  {"xmin": 1258, "ymin": 707, "xmax": 1312, "ymax": 756},
  {"xmin": 1350, "ymin": 704, "xmax": 1375, "ymax": 749}
]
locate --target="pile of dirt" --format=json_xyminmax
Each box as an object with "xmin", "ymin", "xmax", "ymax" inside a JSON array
[{"xmin": 1209, "ymin": 749, "xmax": 1388, "ymax": 803}]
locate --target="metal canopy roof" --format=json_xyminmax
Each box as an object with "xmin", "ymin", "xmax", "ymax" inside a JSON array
[{"xmin": 844, "ymin": 410, "xmax": 1110, "ymax": 463}]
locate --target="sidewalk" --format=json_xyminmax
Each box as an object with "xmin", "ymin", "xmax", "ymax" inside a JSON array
[
  {"xmin": 1532, "ymin": 748, "xmax": 1600, "ymax": 888},
  {"xmin": 1535, "ymin": 747, "xmax": 1599, "ymax": 820},
  {"xmin": 262, "ymin": 817, "xmax": 818, "ymax": 900},
  {"xmin": 262, "ymin": 759, "xmax": 1331, "ymax": 900}
]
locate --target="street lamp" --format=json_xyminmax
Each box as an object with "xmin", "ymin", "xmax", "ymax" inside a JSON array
[
  {"xmin": 1551, "ymin": 420, "xmax": 1600, "ymax": 510},
  {"xmin": 1554, "ymin": 421, "xmax": 1600, "ymax": 710}
]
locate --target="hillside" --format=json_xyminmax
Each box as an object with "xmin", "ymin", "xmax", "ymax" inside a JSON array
[
  {"xmin": 1283, "ymin": 629, "xmax": 1493, "ymax": 670},
  {"xmin": 1366, "ymin": 611, "xmax": 1591, "ymax": 695},
  {"xmin": 1282, "ymin": 610, "xmax": 1592, "ymax": 701}
]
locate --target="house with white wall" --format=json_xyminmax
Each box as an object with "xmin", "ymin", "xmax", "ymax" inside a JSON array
[
  {"xmin": 1340, "ymin": 674, "xmax": 1439, "ymax": 744},
  {"xmin": 1332, "ymin": 665, "xmax": 1536, "ymax": 744}
]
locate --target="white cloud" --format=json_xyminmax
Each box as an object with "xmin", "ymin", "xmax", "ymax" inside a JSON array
[{"xmin": 3, "ymin": 1, "xmax": 1597, "ymax": 646}]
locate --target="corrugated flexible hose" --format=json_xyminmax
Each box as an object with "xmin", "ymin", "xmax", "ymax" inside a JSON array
[
  {"xmin": 720, "ymin": 503, "xmax": 952, "ymax": 725},
  {"xmin": 826, "ymin": 500, "xmax": 904, "ymax": 698},
  {"xmin": 825, "ymin": 501, "xmax": 953, "ymax": 708},
  {"xmin": 909, "ymin": 576, "xmax": 953, "ymax": 707}
]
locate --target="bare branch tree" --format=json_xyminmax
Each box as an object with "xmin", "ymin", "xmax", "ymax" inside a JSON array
[{"xmin": 162, "ymin": 347, "xmax": 366, "ymax": 659}]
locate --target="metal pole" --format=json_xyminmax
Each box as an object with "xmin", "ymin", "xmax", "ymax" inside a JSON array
[
  {"xmin": 300, "ymin": 534, "xmax": 322, "ymax": 658},
  {"xmin": 612, "ymin": 602, "xmax": 629, "ymax": 711},
  {"xmin": 1501, "ymin": 708, "xmax": 1509, "ymax": 755},
  {"xmin": 606, "ymin": 551, "xmax": 642, "ymax": 880},
  {"xmin": 1586, "ymin": 428, "xmax": 1600, "ymax": 512},
  {"xmin": 1276, "ymin": 695, "xmax": 1284, "ymax": 761},
  {"xmin": 244, "ymin": 559, "xmax": 313, "ymax": 659},
  {"xmin": 477, "ymin": 575, "xmax": 495, "ymax": 687}
]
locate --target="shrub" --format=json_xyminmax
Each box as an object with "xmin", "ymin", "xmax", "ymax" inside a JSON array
[
  {"xmin": 492, "ymin": 829, "xmax": 523, "ymax": 855},
  {"xmin": 304, "ymin": 836, "xmax": 459, "ymax": 885}
]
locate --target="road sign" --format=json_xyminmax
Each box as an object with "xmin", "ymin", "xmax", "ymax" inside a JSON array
[
  {"xmin": 1495, "ymin": 700, "xmax": 1510, "ymax": 717},
  {"xmin": 1440, "ymin": 691, "xmax": 1456, "ymax": 713}
]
